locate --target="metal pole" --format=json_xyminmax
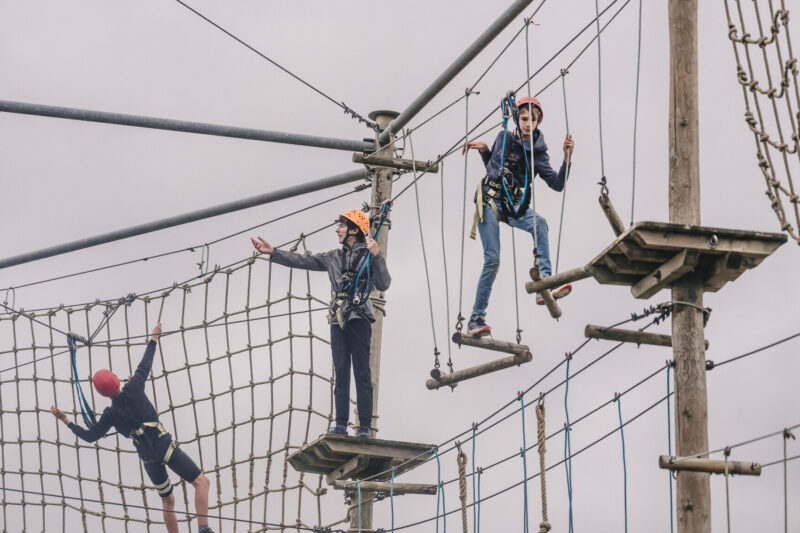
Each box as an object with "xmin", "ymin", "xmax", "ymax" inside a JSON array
[
  {"xmin": 0, "ymin": 100, "xmax": 375, "ymax": 153},
  {"xmin": 378, "ymin": 0, "xmax": 534, "ymax": 144},
  {"xmin": 0, "ymin": 168, "xmax": 368, "ymax": 270},
  {"xmin": 668, "ymin": 1, "xmax": 710, "ymax": 532}
]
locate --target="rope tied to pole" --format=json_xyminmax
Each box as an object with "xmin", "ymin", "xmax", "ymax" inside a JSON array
[
  {"xmin": 535, "ymin": 398, "xmax": 551, "ymax": 533},
  {"xmin": 456, "ymin": 443, "xmax": 469, "ymax": 533}
]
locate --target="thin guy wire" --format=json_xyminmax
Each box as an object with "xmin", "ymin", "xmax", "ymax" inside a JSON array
[
  {"xmin": 630, "ymin": 0, "xmax": 643, "ymax": 225},
  {"xmin": 511, "ymin": 229, "xmax": 522, "ymax": 342},
  {"xmin": 669, "ymin": 423, "xmax": 800, "ymax": 464},
  {"xmin": 458, "ymin": 92, "xmax": 470, "ymax": 323},
  {"xmin": 525, "ymin": 20, "xmax": 539, "ymax": 249},
  {"xmin": 614, "ymin": 395, "xmax": 628, "ymax": 533},
  {"xmin": 667, "ymin": 362, "xmax": 675, "ymax": 533},
  {"xmin": 440, "ymin": 160, "xmax": 452, "ymax": 365},
  {"xmin": 174, "ymin": 0, "xmax": 378, "ymax": 130},
  {"xmin": 409, "ymin": 134, "xmax": 440, "ymax": 354},
  {"xmin": 554, "ymin": 70, "xmax": 573, "ymax": 275},
  {"xmin": 594, "ymin": 0, "xmax": 607, "ymax": 178}
]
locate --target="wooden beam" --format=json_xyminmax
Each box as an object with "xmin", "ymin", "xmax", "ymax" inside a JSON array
[
  {"xmin": 426, "ymin": 351, "xmax": 533, "ymax": 390},
  {"xmin": 525, "ymin": 266, "xmax": 591, "ymax": 294},
  {"xmin": 334, "ymin": 481, "xmax": 437, "ymax": 495},
  {"xmin": 599, "ymin": 193, "xmax": 626, "ymax": 236},
  {"xmin": 631, "ymin": 249, "xmax": 699, "ymax": 299},
  {"xmin": 589, "ymin": 264, "xmax": 641, "ymax": 286},
  {"xmin": 584, "ymin": 324, "xmax": 709, "ymax": 350},
  {"xmin": 602, "ymin": 253, "xmax": 654, "ymax": 276},
  {"xmin": 353, "ymin": 152, "xmax": 439, "ymax": 173},
  {"xmin": 326, "ymin": 455, "xmax": 370, "ymax": 485},
  {"xmin": 452, "ymin": 332, "xmax": 530, "ymax": 356},
  {"xmin": 529, "ymin": 264, "xmax": 562, "ymax": 318},
  {"xmin": 659, "ymin": 456, "xmax": 761, "ymax": 476}
]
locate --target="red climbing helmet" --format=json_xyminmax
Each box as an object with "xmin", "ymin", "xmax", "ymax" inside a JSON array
[
  {"xmin": 517, "ymin": 96, "xmax": 543, "ymax": 124},
  {"xmin": 93, "ymin": 369, "xmax": 120, "ymax": 397}
]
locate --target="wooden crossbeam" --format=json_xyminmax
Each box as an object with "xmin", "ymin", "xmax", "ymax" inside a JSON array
[
  {"xmin": 658, "ymin": 456, "xmax": 762, "ymax": 476},
  {"xmin": 599, "ymin": 194, "xmax": 626, "ymax": 236},
  {"xmin": 334, "ymin": 480, "xmax": 437, "ymax": 495},
  {"xmin": 585, "ymin": 325, "xmax": 709, "ymax": 350},
  {"xmin": 426, "ymin": 351, "xmax": 533, "ymax": 390},
  {"xmin": 529, "ymin": 264, "xmax": 561, "ymax": 318},
  {"xmin": 353, "ymin": 152, "xmax": 439, "ymax": 173},
  {"xmin": 326, "ymin": 455, "xmax": 370, "ymax": 485},
  {"xmin": 452, "ymin": 332, "xmax": 530, "ymax": 355},
  {"xmin": 525, "ymin": 266, "xmax": 591, "ymax": 294},
  {"xmin": 631, "ymin": 249, "xmax": 699, "ymax": 299}
]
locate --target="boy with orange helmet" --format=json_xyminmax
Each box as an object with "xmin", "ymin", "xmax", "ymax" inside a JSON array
[
  {"xmin": 462, "ymin": 94, "xmax": 575, "ymax": 337},
  {"xmin": 251, "ymin": 208, "xmax": 391, "ymax": 438}
]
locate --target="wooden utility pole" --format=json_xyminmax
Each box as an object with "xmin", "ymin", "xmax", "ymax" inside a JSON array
[
  {"xmin": 352, "ymin": 109, "xmax": 399, "ymax": 531},
  {"xmin": 668, "ymin": 1, "xmax": 711, "ymax": 532}
]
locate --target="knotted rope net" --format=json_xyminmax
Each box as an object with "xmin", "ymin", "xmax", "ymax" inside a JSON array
[{"xmin": 0, "ymin": 238, "xmax": 347, "ymax": 532}]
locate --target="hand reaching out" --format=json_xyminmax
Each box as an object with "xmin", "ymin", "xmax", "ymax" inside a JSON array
[
  {"xmin": 462, "ymin": 141, "xmax": 489, "ymax": 155},
  {"xmin": 150, "ymin": 323, "xmax": 162, "ymax": 342},
  {"xmin": 251, "ymin": 237, "xmax": 274, "ymax": 255},
  {"xmin": 50, "ymin": 405, "xmax": 69, "ymax": 425}
]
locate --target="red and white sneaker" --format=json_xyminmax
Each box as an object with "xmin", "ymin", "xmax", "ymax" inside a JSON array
[
  {"xmin": 467, "ymin": 316, "xmax": 491, "ymax": 337},
  {"xmin": 536, "ymin": 283, "xmax": 573, "ymax": 305}
]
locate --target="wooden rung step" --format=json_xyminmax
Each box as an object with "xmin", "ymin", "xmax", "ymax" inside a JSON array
[
  {"xmin": 584, "ymin": 325, "xmax": 710, "ymax": 350},
  {"xmin": 334, "ymin": 480, "xmax": 437, "ymax": 495},
  {"xmin": 529, "ymin": 265, "xmax": 561, "ymax": 318},
  {"xmin": 526, "ymin": 266, "xmax": 591, "ymax": 294},
  {"xmin": 599, "ymin": 193, "xmax": 626, "ymax": 236},
  {"xmin": 353, "ymin": 152, "xmax": 439, "ymax": 173},
  {"xmin": 659, "ymin": 455, "xmax": 761, "ymax": 476},
  {"xmin": 427, "ymin": 335, "xmax": 533, "ymax": 390}
]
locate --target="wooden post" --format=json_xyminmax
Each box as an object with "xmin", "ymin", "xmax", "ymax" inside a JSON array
[
  {"xmin": 356, "ymin": 109, "xmax": 399, "ymax": 530},
  {"xmin": 668, "ymin": 2, "xmax": 710, "ymax": 531}
]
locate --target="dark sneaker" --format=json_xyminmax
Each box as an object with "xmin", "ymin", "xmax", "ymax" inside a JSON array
[
  {"xmin": 536, "ymin": 283, "xmax": 572, "ymax": 305},
  {"xmin": 467, "ymin": 316, "xmax": 491, "ymax": 337},
  {"xmin": 357, "ymin": 426, "xmax": 372, "ymax": 438},
  {"xmin": 328, "ymin": 425, "xmax": 348, "ymax": 435}
]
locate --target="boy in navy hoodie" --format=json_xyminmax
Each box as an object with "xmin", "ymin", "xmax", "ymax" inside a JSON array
[{"xmin": 463, "ymin": 95, "xmax": 575, "ymax": 337}]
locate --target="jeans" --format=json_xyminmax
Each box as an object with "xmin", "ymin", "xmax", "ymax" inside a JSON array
[
  {"xmin": 330, "ymin": 320, "xmax": 373, "ymax": 430},
  {"xmin": 471, "ymin": 203, "xmax": 551, "ymax": 318}
]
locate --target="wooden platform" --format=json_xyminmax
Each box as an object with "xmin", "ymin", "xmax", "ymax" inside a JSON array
[
  {"xmin": 287, "ymin": 434, "xmax": 435, "ymax": 484},
  {"xmin": 526, "ymin": 222, "xmax": 786, "ymax": 299}
]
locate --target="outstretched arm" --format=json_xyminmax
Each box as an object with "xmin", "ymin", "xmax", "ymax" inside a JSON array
[
  {"xmin": 129, "ymin": 324, "xmax": 161, "ymax": 391},
  {"xmin": 51, "ymin": 405, "xmax": 113, "ymax": 443},
  {"xmin": 254, "ymin": 236, "xmax": 336, "ymax": 272}
]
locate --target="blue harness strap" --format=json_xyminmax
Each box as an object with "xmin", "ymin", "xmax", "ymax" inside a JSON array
[
  {"xmin": 68, "ymin": 333, "xmax": 97, "ymax": 428},
  {"xmin": 352, "ymin": 201, "xmax": 391, "ymax": 304},
  {"xmin": 496, "ymin": 94, "xmax": 531, "ymax": 220}
]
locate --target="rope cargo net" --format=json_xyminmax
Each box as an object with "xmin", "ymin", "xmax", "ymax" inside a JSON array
[
  {"xmin": 0, "ymin": 239, "xmax": 347, "ymax": 532},
  {"xmin": 725, "ymin": 0, "xmax": 800, "ymax": 243}
]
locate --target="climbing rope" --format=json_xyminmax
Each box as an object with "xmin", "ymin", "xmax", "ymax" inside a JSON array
[
  {"xmin": 519, "ymin": 393, "xmax": 531, "ymax": 533},
  {"xmin": 471, "ymin": 424, "xmax": 480, "ymax": 533},
  {"xmin": 408, "ymin": 133, "xmax": 442, "ymax": 369},
  {"xmin": 614, "ymin": 393, "xmax": 628, "ymax": 533},
  {"xmin": 433, "ymin": 448, "xmax": 447, "ymax": 533},
  {"xmin": 630, "ymin": 0, "xmax": 643, "ymax": 225},
  {"xmin": 456, "ymin": 444, "xmax": 469, "ymax": 533},
  {"xmin": 563, "ymin": 353, "xmax": 575, "ymax": 533},
  {"xmin": 535, "ymin": 400, "xmax": 551, "ymax": 533},
  {"xmin": 357, "ymin": 482, "xmax": 362, "ymax": 533},
  {"xmin": 554, "ymin": 69, "xmax": 573, "ymax": 275}
]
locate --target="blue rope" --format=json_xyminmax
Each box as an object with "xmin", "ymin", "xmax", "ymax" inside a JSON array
[
  {"xmin": 564, "ymin": 355, "xmax": 575, "ymax": 533},
  {"xmin": 476, "ymin": 468, "xmax": 482, "ymax": 533},
  {"xmin": 519, "ymin": 395, "xmax": 530, "ymax": 533},
  {"xmin": 471, "ymin": 425, "xmax": 478, "ymax": 532},
  {"xmin": 667, "ymin": 363, "xmax": 675, "ymax": 533},
  {"xmin": 68, "ymin": 335, "xmax": 97, "ymax": 428},
  {"xmin": 352, "ymin": 201, "xmax": 390, "ymax": 302},
  {"xmin": 434, "ymin": 448, "xmax": 447, "ymax": 533},
  {"xmin": 357, "ymin": 481, "xmax": 362, "ymax": 533},
  {"xmin": 390, "ymin": 468, "xmax": 396, "ymax": 532},
  {"xmin": 614, "ymin": 394, "xmax": 629, "ymax": 533}
]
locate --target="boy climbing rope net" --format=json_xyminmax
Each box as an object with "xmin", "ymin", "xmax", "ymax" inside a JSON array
[
  {"xmin": 463, "ymin": 93, "xmax": 575, "ymax": 337},
  {"xmin": 50, "ymin": 324, "xmax": 214, "ymax": 533},
  {"xmin": 251, "ymin": 208, "xmax": 391, "ymax": 438}
]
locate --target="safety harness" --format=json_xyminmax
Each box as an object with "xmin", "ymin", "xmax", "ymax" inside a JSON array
[
  {"xmin": 470, "ymin": 94, "xmax": 532, "ymax": 239},
  {"xmin": 131, "ymin": 421, "xmax": 177, "ymax": 465}
]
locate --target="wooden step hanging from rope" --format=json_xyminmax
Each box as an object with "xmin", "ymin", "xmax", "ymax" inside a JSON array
[
  {"xmin": 659, "ymin": 455, "xmax": 761, "ymax": 476},
  {"xmin": 529, "ymin": 263, "xmax": 562, "ymax": 319},
  {"xmin": 333, "ymin": 480, "xmax": 437, "ymax": 496},
  {"xmin": 584, "ymin": 324, "xmax": 710, "ymax": 350},
  {"xmin": 426, "ymin": 332, "xmax": 533, "ymax": 390},
  {"xmin": 353, "ymin": 152, "xmax": 439, "ymax": 173},
  {"xmin": 526, "ymin": 221, "xmax": 787, "ymax": 299}
]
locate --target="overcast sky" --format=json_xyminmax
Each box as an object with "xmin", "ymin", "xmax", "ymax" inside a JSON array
[{"xmin": 1, "ymin": 0, "xmax": 799, "ymax": 531}]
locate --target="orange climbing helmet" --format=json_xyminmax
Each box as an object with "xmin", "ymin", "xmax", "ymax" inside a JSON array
[
  {"xmin": 517, "ymin": 96, "xmax": 543, "ymax": 124},
  {"xmin": 93, "ymin": 369, "xmax": 120, "ymax": 397},
  {"xmin": 339, "ymin": 209, "xmax": 370, "ymax": 236}
]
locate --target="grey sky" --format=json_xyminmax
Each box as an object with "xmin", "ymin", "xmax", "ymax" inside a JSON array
[{"xmin": 1, "ymin": 0, "xmax": 799, "ymax": 531}]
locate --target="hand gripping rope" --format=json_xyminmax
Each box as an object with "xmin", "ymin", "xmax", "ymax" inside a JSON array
[{"xmin": 352, "ymin": 201, "xmax": 391, "ymax": 306}]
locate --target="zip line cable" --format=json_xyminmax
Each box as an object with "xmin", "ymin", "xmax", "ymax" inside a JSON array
[{"xmin": 174, "ymin": 0, "xmax": 378, "ymax": 131}]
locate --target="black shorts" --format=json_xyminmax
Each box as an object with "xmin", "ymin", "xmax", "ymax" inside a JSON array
[{"xmin": 142, "ymin": 446, "xmax": 202, "ymax": 498}]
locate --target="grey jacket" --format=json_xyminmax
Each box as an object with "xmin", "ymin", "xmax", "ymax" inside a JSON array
[{"xmin": 270, "ymin": 241, "xmax": 391, "ymax": 324}]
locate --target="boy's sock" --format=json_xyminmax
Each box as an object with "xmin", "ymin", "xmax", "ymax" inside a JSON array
[{"xmin": 199, "ymin": 524, "xmax": 213, "ymax": 533}]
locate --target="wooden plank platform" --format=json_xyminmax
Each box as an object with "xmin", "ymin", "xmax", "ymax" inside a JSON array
[
  {"xmin": 526, "ymin": 222, "xmax": 786, "ymax": 298},
  {"xmin": 287, "ymin": 434, "xmax": 435, "ymax": 483}
]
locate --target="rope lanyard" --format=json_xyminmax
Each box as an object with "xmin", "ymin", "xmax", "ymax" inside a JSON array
[
  {"xmin": 68, "ymin": 334, "xmax": 97, "ymax": 428},
  {"xmin": 564, "ymin": 354, "xmax": 575, "ymax": 533},
  {"xmin": 555, "ymin": 69, "xmax": 573, "ymax": 275},
  {"xmin": 614, "ymin": 393, "xmax": 628, "ymax": 533},
  {"xmin": 352, "ymin": 201, "xmax": 390, "ymax": 304},
  {"xmin": 519, "ymin": 394, "xmax": 530, "ymax": 533},
  {"xmin": 409, "ymin": 134, "xmax": 441, "ymax": 364},
  {"xmin": 666, "ymin": 361, "xmax": 675, "ymax": 533}
]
